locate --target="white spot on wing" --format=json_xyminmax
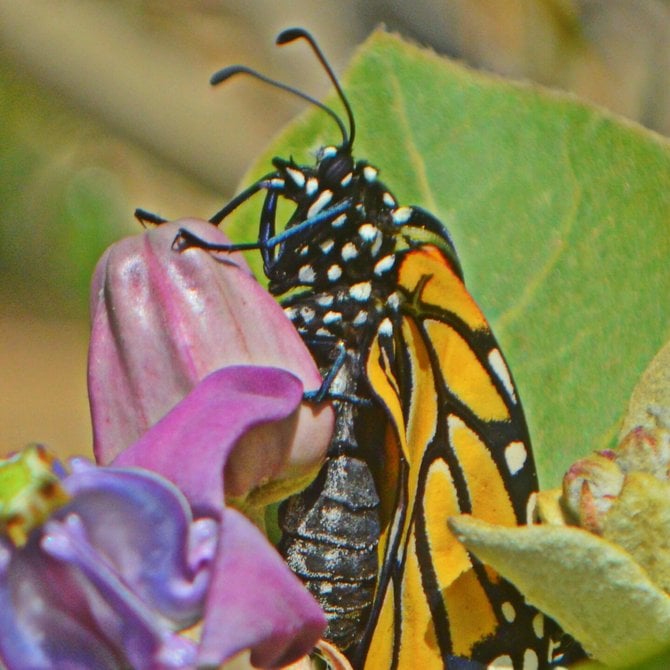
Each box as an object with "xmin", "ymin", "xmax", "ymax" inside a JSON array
[
  {"xmin": 488, "ymin": 348, "xmax": 517, "ymax": 403},
  {"xmin": 298, "ymin": 265, "xmax": 316, "ymax": 284},
  {"xmin": 383, "ymin": 192, "xmax": 396, "ymax": 207},
  {"xmin": 299, "ymin": 306, "xmax": 315, "ymax": 323},
  {"xmin": 320, "ymin": 239, "xmax": 335, "ymax": 254},
  {"xmin": 532, "ymin": 612, "xmax": 544, "ymax": 639},
  {"xmin": 378, "ymin": 317, "xmax": 393, "ymax": 337},
  {"xmin": 307, "ymin": 189, "xmax": 333, "ymax": 218},
  {"xmin": 327, "ymin": 265, "xmax": 342, "ymax": 282},
  {"xmin": 526, "ymin": 492, "xmax": 538, "ymax": 524},
  {"xmin": 487, "ymin": 656, "xmax": 513, "ymax": 669},
  {"xmin": 505, "ymin": 441, "xmax": 528, "ymax": 475},
  {"xmin": 523, "ymin": 649, "xmax": 539, "ymax": 670},
  {"xmin": 501, "ymin": 601, "xmax": 516, "ymax": 623},
  {"xmin": 315, "ymin": 327, "xmax": 331, "ymax": 337},
  {"xmin": 283, "ymin": 306, "xmax": 298, "ymax": 320},
  {"xmin": 350, "ymin": 282, "xmax": 372, "ymax": 301}
]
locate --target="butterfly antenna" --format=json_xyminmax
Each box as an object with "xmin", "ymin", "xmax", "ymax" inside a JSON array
[
  {"xmin": 210, "ymin": 65, "xmax": 349, "ymax": 146},
  {"xmin": 277, "ymin": 28, "xmax": 356, "ymax": 150}
]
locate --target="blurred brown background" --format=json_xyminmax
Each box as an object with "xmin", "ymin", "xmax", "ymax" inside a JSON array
[{"xmin": 2, "ymin": 0, "xmax": 669, "ymax": 460}]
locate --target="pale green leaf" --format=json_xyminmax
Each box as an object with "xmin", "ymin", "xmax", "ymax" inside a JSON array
[
  {"xmin": 225, "ymin": 31, "xmax": 670, "ymax": 485},
  {"xmin": 449, "ymin": 515, "xmax": 670, "ymax": 665}
]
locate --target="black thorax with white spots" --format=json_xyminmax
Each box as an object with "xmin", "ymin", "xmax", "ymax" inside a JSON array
[{"xmin": 264, "ymin": 145, "xmax": 419, "ymax": 349}]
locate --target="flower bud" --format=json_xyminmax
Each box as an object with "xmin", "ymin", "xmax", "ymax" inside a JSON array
[{"xmin": 89, "ymin": 220, "xmax": 334, "ymax": 496}]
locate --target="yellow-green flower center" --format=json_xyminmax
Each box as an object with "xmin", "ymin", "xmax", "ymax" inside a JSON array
[{"xmin": 0, "ymin": 445, "xmax": 70, "ymax": 546}]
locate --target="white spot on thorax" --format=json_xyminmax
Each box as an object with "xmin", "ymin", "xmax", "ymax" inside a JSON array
[
  {"xmin": 358, "ymin": 223, "xmax": 378, "ymax": 242},
  {"xmin": 387, "ymin": 292, "xmax": 400, "ymax": 310},
  {"xmin": 286, "ymin": 167, "xmax": 305, "ymax": 187},
  {"xmin": 392, "ymin": 206, "xmax": 412, "ymax": 224},
  {"xmin": 298, "ymin": 245, "xmax": 309, "ymax": 256},
  {"xmin": 269, "ymin": 178, "xmax": 285, "ymax": 188},
  {"xmin": 383, "ymin": 191, "xmax": 396, "ymax": 207},
  {"xmin": 363, "ymin": 165, "xmax": 378, "ymax": 182},
  {"xmin": 340, "ymin": 172, "xmax": 353, "ymax": 187},
  {"xmin": 370, "ymin": 233, "xmax": 383, "ymax": 257},
  {"xmin": 308, "ymin": 189, "xmax": 333, "ymax": 218},
  {"xmin": 353, "ymin": 310, "xmax": 368, "ymax": 326},
  {"xmin": 327, "ymin": 265, "xmax": 342, "ymax": 282},
  {"xmin": 323, "ymin": 311, "xmax": 342, "ymax": 324},
  {"xmin": 505, "ymin": 441, "xmax": 528, "ymax": 475},
  {"xmin": 298, "ymin": 265, "xmax": 316, "ymax": 284},
  {"xmin": 332, "ymin": 214, "xmax": 347, "ymax": 228},
  {"xmin": 488, "ymin": 348, "xmax": 517, "ymax": 403},
  {"xmin": 299, "ymin": 306, "xmax": 315, "ymax": 323},
  {"xmin": 341, "ymin": 242, "xmax": 358, "ymax": 261},
  {"xmin": 374, "ymin": 255, "xmax": 395, "ymax": 275},
  {"xmin": 305, "ymin": 177, "xmax": 319, "ymax": 196},
  {"xmin": 321, "ymin": 145, "xmax": 337, "ymax": 158},
  {"xmin": 350, "ymin": 282, "xmax": 372, "ymax": 301}
]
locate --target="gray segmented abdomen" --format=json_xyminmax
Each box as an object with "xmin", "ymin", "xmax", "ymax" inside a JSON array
[{"xmin": 278, "ymin": 453, "xmax": 380, "ymax": 650}]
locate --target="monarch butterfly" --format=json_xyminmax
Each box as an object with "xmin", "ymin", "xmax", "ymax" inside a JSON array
[{"xmin": 149, "ymin": 28, "xmax": 576, "ymax": 669}]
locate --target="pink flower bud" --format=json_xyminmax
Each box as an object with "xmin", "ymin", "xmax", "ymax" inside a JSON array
[{"xmin": 88, "ymin": 220, "xmax": 333, "ymax": 496}]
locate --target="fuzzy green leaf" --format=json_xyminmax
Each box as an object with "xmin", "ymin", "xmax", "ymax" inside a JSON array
[
  {"xmin": 450, "ymin": 515, "xmax": 670, "ymax": 665},
  {"xmin": 225, "ymin": 31, "xmax": 670, "ymax": 485}
]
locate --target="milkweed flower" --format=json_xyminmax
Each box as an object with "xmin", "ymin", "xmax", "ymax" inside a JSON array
[
  {"xmin": 0, "ymin": 219, "xmax": 338, "ymax": 669},
  {"xmin": 0, "ymin": 444, "xmax": 212, "ymax": 670},
  {"xmin": 0, "ymin": 365, "xmax": 328, "ymax": 670}
]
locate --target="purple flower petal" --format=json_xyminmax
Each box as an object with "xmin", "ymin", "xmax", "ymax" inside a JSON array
[
  {"xmin": 0, "ymin": 463, "xmax": 215, "ymax": 670},
  {"xmin": 113, "ymin": 365, "xmax": 304, "ymax": 514},
  {"xmin": 198, "ymin": 507, "xmax": 327, "ymax": 668}
]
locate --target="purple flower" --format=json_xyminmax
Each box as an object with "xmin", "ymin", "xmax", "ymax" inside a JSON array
[
  {"xmin": 0, "ymin": 366, "xmax": 327, "ymax": 669},
  {"xmin": 80, "ymin": 220, "xmax": 336, "ymax": 667},
  {"xmin": 0, "ymin": 445, "xmax": 212, "ymax": 670}
]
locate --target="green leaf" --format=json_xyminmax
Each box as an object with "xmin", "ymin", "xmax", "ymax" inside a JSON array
[
  {"xmin": 225, "ymin": 30, "xmax": 670, "ymax": 486},
  {"xmin": 449, "ymin": 515, "xmax": 670, "ymax": 665}
]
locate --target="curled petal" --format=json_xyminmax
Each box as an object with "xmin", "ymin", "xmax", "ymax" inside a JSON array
[
  {"xmin": 113, "ymin": 366, "xmax": 305, "ymax": 513},
  {"xmin": 198, "ymin": 508, "xmax": 326, "ymax": 668},
  {"xmin": 0, "ymin": 464, "xmax": 213, "ymax": 670}
]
